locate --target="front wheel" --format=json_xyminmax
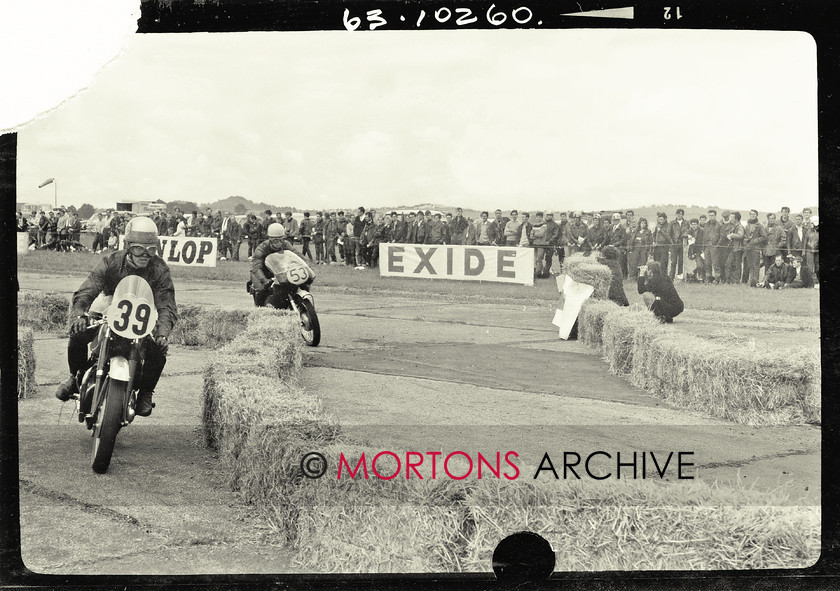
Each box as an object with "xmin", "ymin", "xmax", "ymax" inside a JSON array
[
  {"xmin": 91, "ymin": 377, "xmax": 126, "ymax": 474},
  {"xmin": 297, "ymin": 297, "xmax": 321, "ymax": 347}
]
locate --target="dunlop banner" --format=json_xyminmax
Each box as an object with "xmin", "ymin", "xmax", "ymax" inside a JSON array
[
  {"xmin": 379, "ymin": 244, "xmax": 535, "ymax": 286},
  {"xmin": 120, "ymin": 236, "xmax": 218, "ymax": 267}
]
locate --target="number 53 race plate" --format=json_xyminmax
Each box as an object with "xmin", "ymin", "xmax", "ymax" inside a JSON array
[{"xmin": 107, "ymin": 276, "xmax": 159, "ymax": 339}]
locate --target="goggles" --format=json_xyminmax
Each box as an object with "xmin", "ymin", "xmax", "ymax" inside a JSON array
[{"xmin": 128, "ymin": 244, "xmax": 160, "ymax": 257}]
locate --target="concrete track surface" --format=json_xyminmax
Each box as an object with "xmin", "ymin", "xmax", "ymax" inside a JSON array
[{"xmin": 16, "ymin": 272, "xmax": 820, "ymax": 575}]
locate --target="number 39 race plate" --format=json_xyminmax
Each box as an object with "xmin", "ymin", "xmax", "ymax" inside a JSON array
[{"xmin": 107, "ymin": 276, "xmax": 159, "ymax": 339}]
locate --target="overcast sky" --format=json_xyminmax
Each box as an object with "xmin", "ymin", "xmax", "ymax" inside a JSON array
[{"xmin": 16, "ymin": 29, "xmax": 817, "ymax": 213}]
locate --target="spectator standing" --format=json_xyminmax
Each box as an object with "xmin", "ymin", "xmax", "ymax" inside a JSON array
[
  {"xmin": 449, "ymin": 208, "xmax": 468, "ymax": 245},
  {"xmin": 668, "ymin": 208, "xmax": 688, "ymax": 279},
  {"xmin": 564, "ymin": 212, "xmax": 587, "ymax": 256},
  {"xmin": 91, "ymin": 213, "xmax": 106, "ymax": 253},
  {"xmin": 56, "ymin": 208, "xmax": 71, "ymax": 250},
  {"xmin": 426, "ymin": 213, "xmax": 444, "ymax": 245},
  {"xmin": 344, "ymin": 216, "xmax": 355, "ymax": 266},
  {"xmin": 651, "ymin": 213, "xmax": 671, "ymax": 269},
  {"xmin": 463, "ymin": 217, "xmax": 477, "ymax": 245},
  {"xmin": 604, "ymin": 213, "xmax": 628, "ymax": 278},
  {"xmin": 787, "ymin": 213, "xmax": 807, "ymax": 259},
  {"xmin": 542, "ymin": 212, "xmax": 560, "ymax": 274},
  {"xmin": 585, "ymin": 213, "xmax": 605, "ymax": 255},
  {"xmin": 702, "ymin": 209, "xmax": 722, "ymax": 283},
  {"xmin": 725, "ymin": 211, "xmax": 746, "ymax": 283},
  {"xmin": 503, "ymin": 210, "xmax": 521, "ymax": 246},
  {"xmin": 299, "ymin": 211, "xmax": 314, "ymax": 261},
  {"xmin": 322, "ymin": 212, "xmax": 336, "ymax": 263},
  {"xmin": 491, "ymin": 209, "xmax": 509, "ymax": 246},
  {"xmin": 626, "ymin": 217, "xmax": 652, "ymax": 278},
  {"xmin": 716, "ymin": 211, "xmax": 736, "ymax": 283},
  {"xmin": 392, "ymin": 212, "xmax": 408, "ymax": 243},
  {"xmin": 37, "ymin": 211, "xmax": 49, "ymax": 247},
  {"xmin": 805, "ymin": 216, "xmax": 819, "ymax": 280},
  {"xmin": 685, "ymin": 218, "xmax": 704, "ymax": 281},
  {"xmin": 518, "ymin": 212, "xmax": 533, "ymax": 248},
  {"xmin": 475, "ymin": 211, "xmax": 493, "ymax": 246},
  {"xmin": 742, "ymin": 209, "xmax": 767, "ymax": 287},
  {"xmin": 222, "ymin": 212, "xmax": 242, "ymax": 260},
  {"xmin": 312, "ymin": 212, "xmax": 325, "ymax": 264},
  {"xmin": 442, "ymin": 213, "xmax": 453, "ymax": 244},
  {"xmin": 352, "ymin": 207, "xmax": 366, "ymax": 266},
  {"xmin": 262, "ymin": 210, "xmax": 274, "ymax": 238},
  {"xmin": 530, "ymin": 212, "xmax": 550, "ymax": 277}
]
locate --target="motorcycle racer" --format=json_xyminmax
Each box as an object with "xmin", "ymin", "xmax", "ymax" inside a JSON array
[
  {"xmin": 250, "ymin": 223, "xmax": 312, "ymax": 307},
  {"xmin": 54, "ymin": 216, "xmax": 178, "ymax": 417}
]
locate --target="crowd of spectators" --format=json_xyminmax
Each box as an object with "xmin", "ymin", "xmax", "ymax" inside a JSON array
[{"xmin": 17, "ymin": 204, "xmax": 819, "ymax": 288}]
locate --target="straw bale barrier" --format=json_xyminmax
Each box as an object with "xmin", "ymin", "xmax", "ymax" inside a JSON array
[
  {"xmin": 562, "ymin": 255, "xmax": 612, "ymax": 300},
  {"xmin": 17, "ymin": 291, "xmax": 71, "ymax": 332},
  {"xmin": 17, "ymin": 327, "xmax": 36, "ymax": 399},
  {"xmin": 628, "ymin": 328, "xmax": 820, "ymax": 425},
  {"xmin": 288, "ymin": 453, "xmax": 817, "ymax": 572},
  {"xmin": 290, "ymin": 447, "xmax": 474, "ymax": 572},
  {"xmin": 574, "ymin": 297, "xmax": 820, "ymax": 425},
  {"xmin": 171, "ymin": 304, "xmax": 250, "ymax": 347},
  {"xmin": 202, "ymin": 309, "xmax": 341, "ymax": 537},
  {"xmin": 461, "ymin": 477, "xmax": 819, "ymax": 571},
  {"xmin": 577, "ymin": 299, "xmax": 620, "ymax": 347}
]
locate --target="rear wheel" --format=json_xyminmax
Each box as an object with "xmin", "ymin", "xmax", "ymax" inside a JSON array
[
  {"xmin": 297, "ymin": 297, "xmax": 320, "ymax": 347},
  {"xmin": 91, "ymin": 377, "xmax": 126, "ymax": 474}
]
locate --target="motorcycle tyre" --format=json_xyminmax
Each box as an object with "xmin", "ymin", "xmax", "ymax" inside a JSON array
[
  {"xmin": 297, "ymin": 297, "xmax": 321, "ymax": 347},
  {"xmin": 91, "ymin": 377, "xmax": 125, "ymax": 474}
]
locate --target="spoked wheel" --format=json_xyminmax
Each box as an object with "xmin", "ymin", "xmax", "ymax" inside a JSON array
[
  {"xmin": 91, "ymin": 377, "xmax": 126, "ymax": 474},
  {"xmin": 297, "ymin": 297, "xmax": 321, "ymax": 347}
]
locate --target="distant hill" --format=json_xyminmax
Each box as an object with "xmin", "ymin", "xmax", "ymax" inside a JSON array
[{"xmin": 201, "ymin": 196, "xmax": 290, "ymax": 214}]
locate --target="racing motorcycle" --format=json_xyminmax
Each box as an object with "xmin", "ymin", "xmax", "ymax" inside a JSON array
[
  {"xmin": 251, "ymin": 250, "xmax": 321, "ymax": 347},
  {"xmin": 73, "ymin": 275, "xmax": 159, "ymax": 473}
]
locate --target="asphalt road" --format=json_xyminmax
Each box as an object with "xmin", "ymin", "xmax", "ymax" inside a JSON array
[{"xmin": 16, "ymin": 271, "xmax": 820, "ymax": 575}]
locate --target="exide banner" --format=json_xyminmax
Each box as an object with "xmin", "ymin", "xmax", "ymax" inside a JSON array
[
  {"xmin": 379, "ymin": 244, "xmax": 535, "ymax": 286},
  {"xmin": 120, "ymin": 236, "xmax": 218, "ymax": 267}
]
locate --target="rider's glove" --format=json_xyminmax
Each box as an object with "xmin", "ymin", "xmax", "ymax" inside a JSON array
[
  {"xmin": 69, "ymin": 316, "xmax": 88, "ymax": 335},
  {"xmin": 154, "ymin": 335, "xmax": 169, "ymax": 355}
]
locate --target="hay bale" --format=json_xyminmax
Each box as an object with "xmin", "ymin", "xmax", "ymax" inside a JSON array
[
  {"xmin": 289, "ymin": 447, "xmax": 474, "ymax": 572},
  {"xmin": 600, "ymin": 305, "xmax": 660, "ymax": 375},
  {"xmin": 566, "ymin": 263, "xmax": 612, "ymax": 300},
  {"xmin": 201, "ymin": 305, "xmax": 337, "ymax": 532},
  {"xmin": 17, "ymin": 292, "xmax": 71, "ymax": 332},
  {"xmin": 171, "ymin": 304, "xmax": 251, "ymax": 348},
  {"xmin": 17, "ymin": 328, "xmax": 36, "ymax": 399},
  {"xmin": 462, "ymin": 477, "xmax": 819, "ymax": 572},
  {"xmin": 577, "ymin": 299, "xmax": 619, "ymax": 347},
  {"xmin": 628, "ymin": 326, "xmax": 820, "ymax": 425}
]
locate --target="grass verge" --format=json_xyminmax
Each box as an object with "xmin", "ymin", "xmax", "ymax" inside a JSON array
[{"xmin": 18, "ymin": 291, "xmax": 71, "ymax": 332}]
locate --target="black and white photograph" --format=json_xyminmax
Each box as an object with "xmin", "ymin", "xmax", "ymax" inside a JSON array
[{"xmin": 4, "ymin": 0, "xmax": 826, "ymax": 581}]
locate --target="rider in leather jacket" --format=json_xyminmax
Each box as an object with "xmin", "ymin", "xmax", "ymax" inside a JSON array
[
  {"xmin": 54, "ymin": 216, "xmax": 177, "ymax": 417},
  {"xmin": 250, "ymin": 223, "xmax": 312, "ymax": 307}
]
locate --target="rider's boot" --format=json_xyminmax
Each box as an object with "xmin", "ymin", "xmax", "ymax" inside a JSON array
[
  {"xmin": 135, "ymin": 391, "xmax": 155, "ymax": 417},
  {"xmin": 55, "ymin": 374, "xmax": 79, "ymax": 402}
]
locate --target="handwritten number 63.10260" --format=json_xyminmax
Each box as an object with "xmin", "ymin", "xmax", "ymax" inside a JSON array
[{"xmin": 343, "ymin": 5, "xmax": 535, "ymax": 31}]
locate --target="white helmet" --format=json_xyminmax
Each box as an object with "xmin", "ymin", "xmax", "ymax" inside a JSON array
[
  {"xmin": 125, "ymin": 216, "xmax": 159, "ymax": 246},
  {"xmin": 267, "ymin": 223, "xmax": 286, "ymax": 238}
]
